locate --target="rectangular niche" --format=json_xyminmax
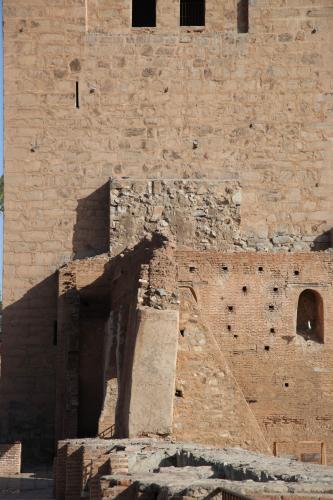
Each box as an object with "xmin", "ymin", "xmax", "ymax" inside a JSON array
[{"xmin": 274, "ymin": 441, "xmax": 326, "ymax": 465}]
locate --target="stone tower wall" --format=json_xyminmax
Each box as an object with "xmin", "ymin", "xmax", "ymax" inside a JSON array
[{"xmin": 2, "ymin": 0, "xmax": 333, "ymax": 459}]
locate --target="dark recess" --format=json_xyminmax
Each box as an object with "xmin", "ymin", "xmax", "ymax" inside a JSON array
[
  {"xmin": 180, "ymin": 0, "xmax": 205, "ymax": 26},
  {"xmin": 75, "ymin": 81, "xmax": 80, "ymax": 109},
  {"xmin": 72, "ymin": 183, "xmax": 110, "ymax": 260},
  {"xmin": 237, "ymin": 0, "xmax": 249, "ymax": 33},
  {"xmin": 132, "ymin": 0, "xmax": 156, "ymax": 27}
]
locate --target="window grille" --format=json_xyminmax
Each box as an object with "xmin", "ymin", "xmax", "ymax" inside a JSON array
[{"xmin": 180, "ymin": 0, "xmax": 205, "ymax": 26}]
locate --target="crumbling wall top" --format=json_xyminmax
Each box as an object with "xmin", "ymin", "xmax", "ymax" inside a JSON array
[{"xmin": 110, "ymin": 178, "xmax": 241, "ymax": 255}]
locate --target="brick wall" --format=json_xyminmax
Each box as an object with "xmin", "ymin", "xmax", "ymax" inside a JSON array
[
  {"xmin": 3, "ymin": 0, "xmax": 333, "ymax": 458},
  {"xmin": 55, "ymin": 243, "xmax": 333, "ymax": 461},
  {"xmin": 174, "ymin": 285, "xmax": 271, "ymax": 452},
  {"xmin": 0, "ymin": 442, "xmax": 21, "ymax": 475},
  {"xmin": 54, "ymin": 439, "xmax": 128, "ymax": 500},
  {"xmin": 176, "ymin": 251, "xmax": 333, "ymax": 464},
  {"xmin": 56, "ymin": 237, "xmax": 179, "ymax": 442}
]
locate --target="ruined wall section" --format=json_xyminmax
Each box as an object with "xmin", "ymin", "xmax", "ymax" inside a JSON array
[
  {"xmin": 128, "ymin": 310, "xmax": 179, "ymax": 437},
  {"xmin": 0, "ymin": 442, "xmax": 22, "ymax": 475},
  {"xmin": 56, "ymin": 236, "xmax": 180, "ymax": 442},
  {"xmin": 174, "ymin": 286, "xmax": 271, "ymax": 453},
  {"xmin": 108, "ymin": 239, "xmax": 180, "ymax": 438},
  {"xmin": 57, "ymin": 255, "xmax": 111, "ymax": 442},
  {"xmin": 176, "ymin": 251, "xmax": 333, "ymax": 464},
  {"xmin": 110, "ymin": 178, "xmax": 333, "ymax": 253},
  {"xmin": 110, "ymin": 179, "xmax": 241, "ymax": 254},
  {"xmin": 3, "ymin": 0, "xmax": 333, "ymax": 456}
]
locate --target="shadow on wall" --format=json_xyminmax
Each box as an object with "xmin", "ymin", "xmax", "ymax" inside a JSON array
[
  {"xmin": 0, "ymin": 275, "xmax": 58, "ymax": 466},
  {"xmin": 311, "ymin": 229, "xmax": 333, "ymax": 251},
  {"xmin": 109, "ymin": 233, "xmax": 167, "ymax": 438},
  {"xmin": 72, "ymin": 182, "xmax": 110, "ymax": 259},
  {"xmin": 1, "ymin": 183, "xmax": 112, "ymax": 465},
  {"xmin": 77, "ymin": 269, "xmax": 112, "ymax": 439},
  {"xmin": 57, "ymin": 233, "xmax": 167, "ymax": 444},
  {"xmin": 61, "ymin": 234, "xmax": 164, "ymax": 439}
]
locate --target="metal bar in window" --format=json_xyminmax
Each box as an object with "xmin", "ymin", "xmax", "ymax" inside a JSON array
[{"xmin": 180, "ymin": 0, "xmax": 205, "ymax": 26}]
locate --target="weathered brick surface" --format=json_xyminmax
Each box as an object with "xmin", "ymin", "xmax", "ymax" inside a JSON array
[
  {"xmin": 53, "ymin": 438, "xmax": 333, "ymax": 500},
  {"xmin": 0, "ymin": 442, "xmax": 21, "ymax": 475},
  {"xmin": 176, "ymin": 251, "xmax": 333, "ymax": 463},
  {"xmin": 174, "ymin": 285, "xmax": 271, "ymax": 453},
  {"xmin": 55, "ymin": 243, "xmax": 333, "ymax": 463},
  {"xmin": 55, "ymin": 439, "xmax": 127, "ymax": 500},
  {"xmin": 56, "ymin": 237, "xmax": 178, "ymax": 442},
  {"xmin": 2, "ymin": 0, "xmax": 333, "ymax": 459}
]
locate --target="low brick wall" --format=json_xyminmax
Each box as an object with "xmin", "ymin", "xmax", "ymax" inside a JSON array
[
  {"xmin": 55, "ymin": 439, "xmax": 121, "ymax": 500},
  {"xmin": 0, "ymin": 442, "xmax": 21, "ymax": 475}
]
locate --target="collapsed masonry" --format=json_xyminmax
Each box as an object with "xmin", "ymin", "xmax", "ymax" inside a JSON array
[
  {"xmin": 54, "ymin": 438, "xmax": 333, "ymax": 500},
  {"xmin": 56, "ymin": 178, "xmax": 333, "ymax": 467}
]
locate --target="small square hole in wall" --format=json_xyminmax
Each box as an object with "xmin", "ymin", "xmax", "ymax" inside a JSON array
[
  {"xmin": 258, "ymin": 266, "xmax": 264, "ymax": 272},
  {"xmin": 273, "ymin": 287, "xmax": 279, "ymax": 292},
  {"xmin": 234, "ymin": 334, "xmax": 238, "ymax": 339},
  {"xmin": 228, "ymin": 306, "xmax": 234, "ymax": 312},
  {"xmin": 180, "ymin": 0, "xmax": 205, "ymax": 26},
  {"xmin": 284, "ymin": 382, "xmax": 289, "ymax": 388},
  {"xmin": 189, "ymin": 266, "xmax": 197, "ymax": 273},
  {"xmin": 269, "ymin": 305, "xmax": 275, "ymax": 311},
  {"xmin": 132, "ymin": 0, "xmax": 156, "ymax": 27},
  {"xmin": 227, "ymin": 325, "xmax": 232, "ymax": 331},
  {"xmin": 270, "ymin": 328, "xmax": 276, "ymax": 334},
  {"xmin": 242, "ymin": 286, "xmax": 248, "ymax": 293},
  {"xmin": 264, "ymin": 345, "xmax": 270, "ymax": 351},
  {"xmin": 294, "ymin": 270, "xmax": 300, "ymax": 276},
  {"xmin": 180, "ymin": 329, "xmax": 185, "ymax": 337},
  {"xmin": 222, "ymin": 266, "xmax": 229, "ymax": 272}
]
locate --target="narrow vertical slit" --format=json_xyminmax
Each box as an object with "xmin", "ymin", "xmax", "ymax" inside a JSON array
[
  {"xmin": 237, "ymin": 0, "xmax": 249, "ymax": 33},
  {"xmin": 76, "ymin": 81, "xmax": 80, "ymax": 109},
  {"xmin": 53, "ymin": 320, "xmax": 58, "ymax": 346}
]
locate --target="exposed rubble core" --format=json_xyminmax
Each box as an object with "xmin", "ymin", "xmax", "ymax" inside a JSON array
[{"xmin": 110, "ymin": 179, "xmax": 241, "ymax": 254}]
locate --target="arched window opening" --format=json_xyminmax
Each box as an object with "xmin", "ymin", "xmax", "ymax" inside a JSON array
[
  {"xmin": 132, "ymin": 0, "xmax": 156, "ymax": 27},
  {"xmin": 296, "ymin": 289, "xmax": 324, "ymax": 343},
  {"xmin": 180, "ymin": 0, "xmax": 205, "ymax": 26}
]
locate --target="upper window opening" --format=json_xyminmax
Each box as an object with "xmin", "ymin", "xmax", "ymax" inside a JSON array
[
  {"xmin": 180, "ymin": 0, "xmax": 205, "ymax": 26},
  {"xmin": 132, "ymin": 0, "xmax": 156, "ymax": 27},
  {"xmin": 237, "ymin": 0, "xmax": 249, "ymax": 33},
  {"xmin": 296, "ymin": 289, "xmax": 324, "ymax": 343}
]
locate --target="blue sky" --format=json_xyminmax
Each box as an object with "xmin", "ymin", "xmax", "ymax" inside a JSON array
[{"xmin": 0, "ymin": 0, "xmax": 3, "ymax": 298}]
